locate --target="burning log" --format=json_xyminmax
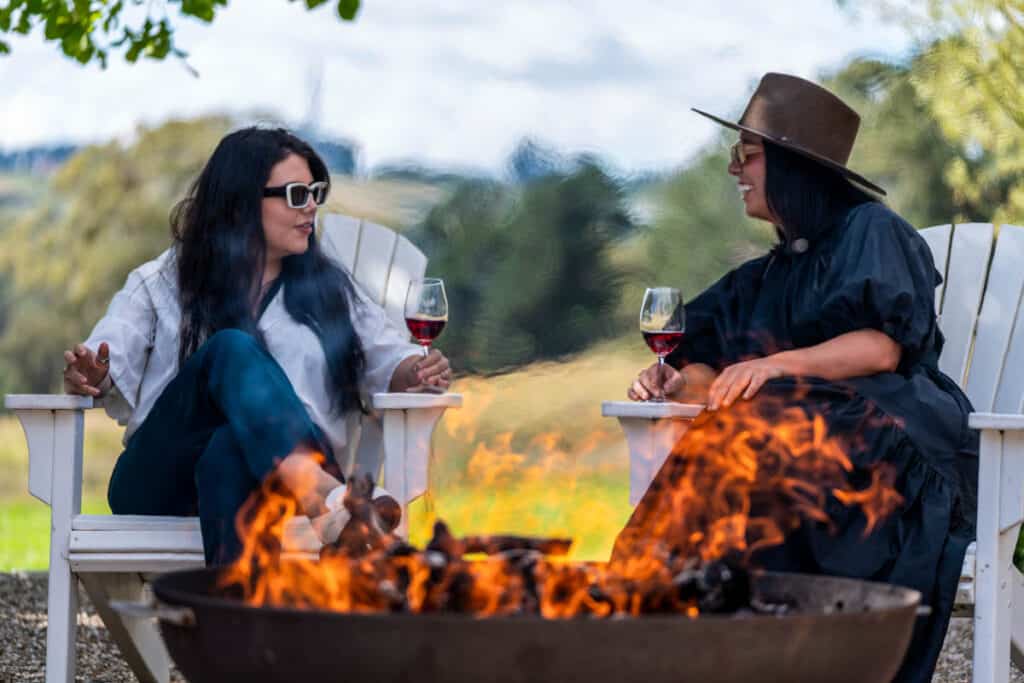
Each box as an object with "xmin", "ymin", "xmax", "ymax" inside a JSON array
[{"xmin": 427, "ymin": 520, "xmax": 572, "ymax": 558}]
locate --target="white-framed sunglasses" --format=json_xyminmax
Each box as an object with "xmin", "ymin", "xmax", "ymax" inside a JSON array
[{"xmin": 262, "ymin": 181, "xmax": 329, "ymax": 209}]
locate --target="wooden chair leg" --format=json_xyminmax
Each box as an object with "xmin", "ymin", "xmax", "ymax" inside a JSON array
[
  {"xmin": 1011, "ymin": 565, "xmax": 1024, "ymax": 673},
  {"xmin": 973, "ymin": 434, "xmax": 1016, "ymax": 683},
  {"xmin": 79, "ymin": 573, "xmax": 171, "ymax": 683},
  {"xmin": 45, "ymin": 560, "xmax": 78, "ymax": 683},
  {"xmin": 46, "ymin": 409, "xmax": 86, "ymax": 683}
]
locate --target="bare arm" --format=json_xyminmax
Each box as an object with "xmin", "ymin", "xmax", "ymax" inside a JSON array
[
  {"xmin": 708, "ymin": 329, "xmax": 901, "ymax": 410},
  {"xmin": 771, "ymin": 329, "xmax": 901, "ymax": 379}
]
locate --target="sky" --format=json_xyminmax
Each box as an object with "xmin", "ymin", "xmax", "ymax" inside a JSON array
[{"xmin": 0, "ymin": 1, "xmax": 912, "ymax": 174}]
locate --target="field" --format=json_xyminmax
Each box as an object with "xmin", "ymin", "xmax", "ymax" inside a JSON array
[{"xmin": 0, "ymin": 338, "xmax": 653, "ymax": 570}]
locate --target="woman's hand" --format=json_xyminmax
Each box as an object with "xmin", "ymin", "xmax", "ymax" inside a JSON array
[
  {"xmin": 707, "ymin": 357, "xmax": 786, "ymax": 410},
  {"xmin": 628, "ymin": 362, "xmax": 718, "ymax": 403},
  {"xmin": 628, "ymin": 361, "xmax": 685, "ymax": 402},
  {"xmin": 63, "ymin": 342, "xmax": 110, "ymax": 397},
  {"xmin": 391, "ymin": 350, "xmax": 452, "ymax": 392}
]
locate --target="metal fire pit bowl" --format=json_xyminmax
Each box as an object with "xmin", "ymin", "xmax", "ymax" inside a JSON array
[{"xmin": 149, "ymin": 567, "xmax": 920, "ymax": 683}]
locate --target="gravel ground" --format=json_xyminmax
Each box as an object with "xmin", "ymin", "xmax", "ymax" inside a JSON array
[{"xmin": 2, "ymin": 571, "xmax": 1023, "ymax": 682}]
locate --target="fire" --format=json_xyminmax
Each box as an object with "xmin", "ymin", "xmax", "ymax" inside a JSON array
[
  {"xmin": 218, "ymin": 392, "xmax": 903, "ymax": 619},
  {"xmin": 610, "ymin": 396, "xmax": 903, "ymax": 570}
]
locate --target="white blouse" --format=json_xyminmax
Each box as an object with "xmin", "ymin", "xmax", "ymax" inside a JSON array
[{"xmin": 84, "ymin": 248, "xmax": 421, "ymax": 457}]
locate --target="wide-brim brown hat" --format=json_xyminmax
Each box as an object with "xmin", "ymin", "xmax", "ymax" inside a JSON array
[{"xmin": 692, "ymin": 72, "xmax": 886, "ymax": 196}]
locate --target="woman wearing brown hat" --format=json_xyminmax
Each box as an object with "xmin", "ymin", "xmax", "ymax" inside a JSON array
[{"xmin": 617, "ymin": 73, "xmax": 977, "ymax": 682}]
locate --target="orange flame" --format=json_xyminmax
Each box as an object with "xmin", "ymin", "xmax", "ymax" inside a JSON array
[
  {"xmin": 218, "ymin": 392, "xmax": 902, "ymax": 619},
  {"xmin": 610, "ymin": 396, "xmax": 903, "ymax": 571}
]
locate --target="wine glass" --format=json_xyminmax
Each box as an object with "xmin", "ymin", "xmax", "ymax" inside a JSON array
[
  {"xmin": 405, "ymin": 278, "xmax": 448, "ymax": 357},
  {"xmin": 639, "ymin": 287, "xmax": 685, "ymax": 402}
]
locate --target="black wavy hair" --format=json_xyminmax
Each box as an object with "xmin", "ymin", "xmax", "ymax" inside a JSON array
[
  {"xmin": 763, "ymin": 140, "xmax": 880, "ymax": 244},
  {"xmin": 171, "ymin": 126, "xmax": 366, "ymax": 414}
]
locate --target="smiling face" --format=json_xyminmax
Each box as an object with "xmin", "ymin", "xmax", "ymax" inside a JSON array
[
  {"xmin": 727, "ymin": 134, "xmax": 775, "ymax": 223},
  {"xmin": 262, "ymin": 152, "xmax": 318, "ymax": 268}
]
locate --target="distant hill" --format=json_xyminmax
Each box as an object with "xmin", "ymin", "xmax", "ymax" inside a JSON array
[{"xmin": 0, "ymin": 144, "xmax": 77, "ymax": 174}]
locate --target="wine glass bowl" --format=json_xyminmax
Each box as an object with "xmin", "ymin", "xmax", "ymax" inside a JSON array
[
  {"xmin": 639, "ymin": 287, "xmax": 685, "ymax": 401},
  {"xmin": 405, "ymin": 278, "xmax": 448, "ymax": 356}
]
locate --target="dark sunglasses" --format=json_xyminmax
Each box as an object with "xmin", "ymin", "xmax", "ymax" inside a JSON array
[
  {"xmin": 730, "ymin": 141, "xmax": 763, "ymax": 166},
  {"xmin": 262, "ymin": 181, "xmax": 329, "ymax": 209}
]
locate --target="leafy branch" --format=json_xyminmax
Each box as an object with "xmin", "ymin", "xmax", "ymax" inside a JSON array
[{"xmin": 0, "ymin": 0, "xmax": 360, "ymax": 68}]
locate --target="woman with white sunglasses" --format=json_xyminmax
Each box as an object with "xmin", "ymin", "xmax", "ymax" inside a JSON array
[{"xmin": 60, "ymin": 127, "xmax": 451, "ymax": 564}]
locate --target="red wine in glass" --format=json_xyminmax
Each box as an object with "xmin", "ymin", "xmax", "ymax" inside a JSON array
[
  {"xmin": 404, "ymin": 278, "xmax": 448, "ymax": 358},
  {"xmin": 639, "ymin": 287, "xmax": 685, "ymax": 402},
  {"xmin": 642, "ymin": 330, "xmax": 685, "ymax": 357},
  {"xmin": 406, "ymin": 317, "xmax": 447, "ymax": 347}
]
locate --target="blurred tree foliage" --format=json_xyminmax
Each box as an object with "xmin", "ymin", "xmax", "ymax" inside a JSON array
[
  {"xmin": 0, "ymin": 116, "xmax": 231, "ymax": 394},
  {"xmin": 825, "ymin": 57, "xmax": 984, "ymax": 226},
  {"xmin": 642, "ymin": 148, "xmax": 767, "ymax": 303},
  {"xmin": 842, "ymin": 0, "xmax": 1024, "ymax": 222},
  {"xmin": 409, "ymin": 152, "xmax": 634, "ymax": 373},
  {"xmin": 0, "ymin": 0, "xmax": 360, "ymax": 68}
]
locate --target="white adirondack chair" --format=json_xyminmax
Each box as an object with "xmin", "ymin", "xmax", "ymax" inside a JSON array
[
  {"xmin": 605, "ymin": 222, "xmax": 1024, "ymax": 683},
  {"xmin": 3, "ymin": 213, "xmax": 461, "ymax": 683}
]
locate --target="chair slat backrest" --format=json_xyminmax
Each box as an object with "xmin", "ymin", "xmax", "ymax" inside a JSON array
[
  {"xmin": 319, "ymin": 213, "xmax": 427, "ymax": 327},
  {"xmin": 922, "ymin": 223, "xmax": 1024, "ymax": 414},
  {"xmin": 966, "ymin": 226, "xmax": 1024, "ymax": 412},
  {"xmin": 929, "ymin": 223, "xmax": 995, "ymax": 385},
  {"xmin": 920, "ymin": 223, "xmax": 952, "ymax": 313}
]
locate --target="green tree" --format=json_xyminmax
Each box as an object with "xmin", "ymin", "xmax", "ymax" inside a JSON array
[
  {"xmin": 472, "ymin": 159, "xmax": 633, "ymax": 370},
  {"xmin": 824, "ymin": 57, "xmax": 983, "ymax": 226},
  {"xmin": 408, "ymin": 155, "xmax": 634, "ymax": 373},
  {"xmin": 410, "ymin": 178, "xmax": 514, "ymax": 368},
  {"xmin": 0, "ymin": 0, "xmax": 360, "ymax": 68},
  {"xmin": 0, "ymin": 115, "xmax": 232, "ymax": 394},
  {"xmin": 842, "ymin": 0, "xmax": 1024, "ymax": 222}
]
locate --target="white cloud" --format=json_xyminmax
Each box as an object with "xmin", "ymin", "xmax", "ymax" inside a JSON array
[{"xmin": 0, "ymin": 0, "xmax": 910, "ymax": 172}]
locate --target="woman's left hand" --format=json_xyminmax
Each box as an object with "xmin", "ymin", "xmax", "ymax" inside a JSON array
[
  {"xmin": 392, "ymin": 349, "xmax": 452, "ymax": 392},
  {"xmin": 707, "ymin": 357, "xmax": 787, "ymax": 410},
  {"xmin": 415, "ymin": 349, "xmax": 452, "ymax": 390}
]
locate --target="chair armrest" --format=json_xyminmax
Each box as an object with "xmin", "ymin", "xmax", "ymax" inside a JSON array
[
  {"xmin": 601, "ymin": 401, "xmax": 704, "ymax": 419},
  {"xmin": 369, "ymin": 392, "xmax": 462, "ymax": 537},
  {"xmin": 5, "ymin": 394, "xmax": 94, "ymax": 410},
  {"xmin": 602, "ymin": 401, "xmax": 705, "ymax": 506},
  {"xmin": 970, "ymin": 413, "xmax": 1024, "ymax": 431},
  {"xmin": 5, "ymin": 394, "xmax": 92, "ymax": 507},
  {"xmin": 371, "ymin": 393, "xmax": 463, "ymax": 410}
]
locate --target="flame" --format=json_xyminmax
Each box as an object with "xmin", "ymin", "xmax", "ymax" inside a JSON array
[
  {"xmin": 218, "ymin": 390, "xmax": 903, "ymax": 619},
  {"xmin": 610, "ymin": 396, "xmax": 903, "ymax": 570}
]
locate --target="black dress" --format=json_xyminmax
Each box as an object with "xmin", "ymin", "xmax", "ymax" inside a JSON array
[{"xmin": 616, "ymin": 202, "xmax": 978, "ymax": 682}]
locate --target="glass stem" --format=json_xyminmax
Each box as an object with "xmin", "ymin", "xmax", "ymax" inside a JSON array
[{"xmin": 655, "ymin": 355, "xmax": 666, "ymax": 402}]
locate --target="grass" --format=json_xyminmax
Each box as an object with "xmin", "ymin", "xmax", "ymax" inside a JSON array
[{"xmin": 0, "ymin": 338, "xmax": 652, "ymax": 570}]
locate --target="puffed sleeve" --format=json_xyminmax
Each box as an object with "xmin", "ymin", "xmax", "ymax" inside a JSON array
[
  {"xmin": 817, "ymin": 204, "xmax": 940, "ymax": 372},
  {"xmin": 347, "ymin": 282, "xmax": 423, "ymax": 396},
  {"xmin": 83, "ymin": 263, "xmax": 159, "ymax": 424}
]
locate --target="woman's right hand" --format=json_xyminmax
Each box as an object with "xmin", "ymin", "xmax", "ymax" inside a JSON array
[
  {"xmin": 627, "ymin": 361, "xmax": 685, "ymax": 402},
  {"xmin": 63, "ymin": 342, "xmax": 110, "ymax": 397}
]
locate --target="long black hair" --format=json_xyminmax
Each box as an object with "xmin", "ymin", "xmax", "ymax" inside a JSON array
[
  {"xmin": 763, "ymin": 140, "xmax": 879, "ymax": 245},
  {"xmin": 171, "ymin": 126, "xmax": 366, "ymax": 414}
]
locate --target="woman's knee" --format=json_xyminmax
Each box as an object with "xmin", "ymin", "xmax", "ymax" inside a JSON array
[{"xmin": 202, "ymin": 329, "xmax": 259, "ymax": 357}]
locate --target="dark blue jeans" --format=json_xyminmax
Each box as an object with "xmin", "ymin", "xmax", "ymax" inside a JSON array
[{"xmin": 108, "ymin": 329, "xmax": 328, "ymax": 565}]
